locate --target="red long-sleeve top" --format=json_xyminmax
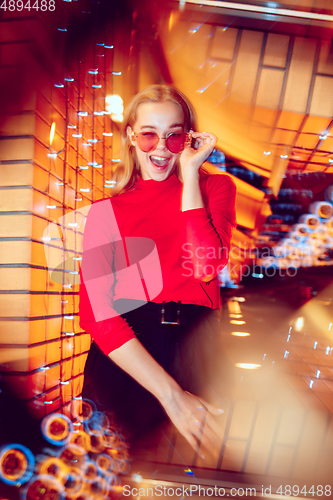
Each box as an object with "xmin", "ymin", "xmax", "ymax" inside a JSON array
[{"xmin": 79, "ymin": 171, "xmax": 236, "ymax": 355}]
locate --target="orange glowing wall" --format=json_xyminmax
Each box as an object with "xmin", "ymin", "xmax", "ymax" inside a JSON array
[{"xmin": 0, "ymin": 7, "xmax": 135, "ymax": 418}]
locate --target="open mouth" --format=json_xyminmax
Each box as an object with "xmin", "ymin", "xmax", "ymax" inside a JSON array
[{"xmin": 149, "ymin": 155, "xmax": 170, "ymax": 168}]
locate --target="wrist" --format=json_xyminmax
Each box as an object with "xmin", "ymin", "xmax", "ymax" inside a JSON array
[
  {"xmin": 181, "ymin": 170, "xmax": 204, "ymax": 211},
  {"xmin": 155, "ymin": 376, "xmax": 182, "ymax": 404},
  {"xmin": 182, "ymin": 170, "xmax": 200, "ymax": 184}
]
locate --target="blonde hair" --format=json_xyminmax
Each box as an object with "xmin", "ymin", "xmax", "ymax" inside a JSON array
[{"xmin": 111, "ymin": 85, "xmax": 198, "ymax": 195}]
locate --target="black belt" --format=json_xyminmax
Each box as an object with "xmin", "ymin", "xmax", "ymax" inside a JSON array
[{"xmin": 113, "ymin": 299, "xmax": 212, "ymax": 327}]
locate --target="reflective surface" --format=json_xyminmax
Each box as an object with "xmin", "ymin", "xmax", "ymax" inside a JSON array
[{"xmin": 129, "ymin": 270, "xmax": 333, "ymax": 495}]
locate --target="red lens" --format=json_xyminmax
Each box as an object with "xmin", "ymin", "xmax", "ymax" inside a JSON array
[
  {"xmin": 165, "ymin": 133, "xmax": 187, "ymax": 153},
  {"xmin": 136, "ymin": 132, "xmax": 159, "ymax": 152}
]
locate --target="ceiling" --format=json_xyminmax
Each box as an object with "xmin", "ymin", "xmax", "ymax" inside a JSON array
[{"xmin": 140, "ymin": 0, "xmax": 333, "ymax": 194}]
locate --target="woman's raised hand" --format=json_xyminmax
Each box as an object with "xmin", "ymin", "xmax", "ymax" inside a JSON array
[
  {"xmin": 159, "ymin": 385, "xmax": 223, "ymax": 457},
  {"xmin": 180, "ymin": 131, "xmax": 217, "ymax": 180}
]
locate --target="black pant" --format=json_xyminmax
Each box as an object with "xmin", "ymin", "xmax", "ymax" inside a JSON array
[{"xmin": 82, "ymin": 300, "xmax": 231, "ymax": 441}]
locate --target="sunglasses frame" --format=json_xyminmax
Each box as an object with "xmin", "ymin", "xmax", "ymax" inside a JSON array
[{"xmin": 131, "ymin": 131, "xmax": 191, "ymax": 154}]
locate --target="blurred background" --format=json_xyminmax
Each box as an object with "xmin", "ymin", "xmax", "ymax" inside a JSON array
[{"xmin": 1, "ymin": 0, "xmax": 333, "ymax": 498}]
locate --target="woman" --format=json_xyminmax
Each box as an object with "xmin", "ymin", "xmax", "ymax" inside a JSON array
[{"xmin": 79, "ymin": 85, "xmax": 236, "ymax": 454}]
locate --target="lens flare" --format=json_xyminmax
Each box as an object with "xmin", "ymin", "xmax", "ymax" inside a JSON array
[
  {"xmin": 0, "ymin": 444, "xmax": 35, "ymax": 486},
  {"xmin": 72, "ymin": 398, "xmax": 96, "ymax": 423},
  {"xmin": 41, "ymin": 413, "xmax": 73, "ymax": 446},
  {"xmin": 22, "ymin": 474, "xmax": 64, "ymax": 500}
]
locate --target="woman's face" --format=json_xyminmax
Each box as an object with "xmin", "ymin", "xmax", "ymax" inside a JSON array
[{"xmin": 128, "ymin": 101, "xmax": 185, "ymax": 181}]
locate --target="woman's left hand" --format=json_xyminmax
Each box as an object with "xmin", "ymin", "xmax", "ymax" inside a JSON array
[
  {"xmin": 159, "ymin": 386, "xmax": 223, "ymax": 457},
  {"xmin": 180, "ymin": 131, "xmax": 217, "ymax": 180}
]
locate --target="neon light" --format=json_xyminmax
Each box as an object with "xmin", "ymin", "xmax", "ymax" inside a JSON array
[
  {"xmin": 235, "ymin": 363, "xmax": 261, "ymax": 369},
  {"xmin": 184, "ymin": 0, "xmax": 333, "ymax": 21}
]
